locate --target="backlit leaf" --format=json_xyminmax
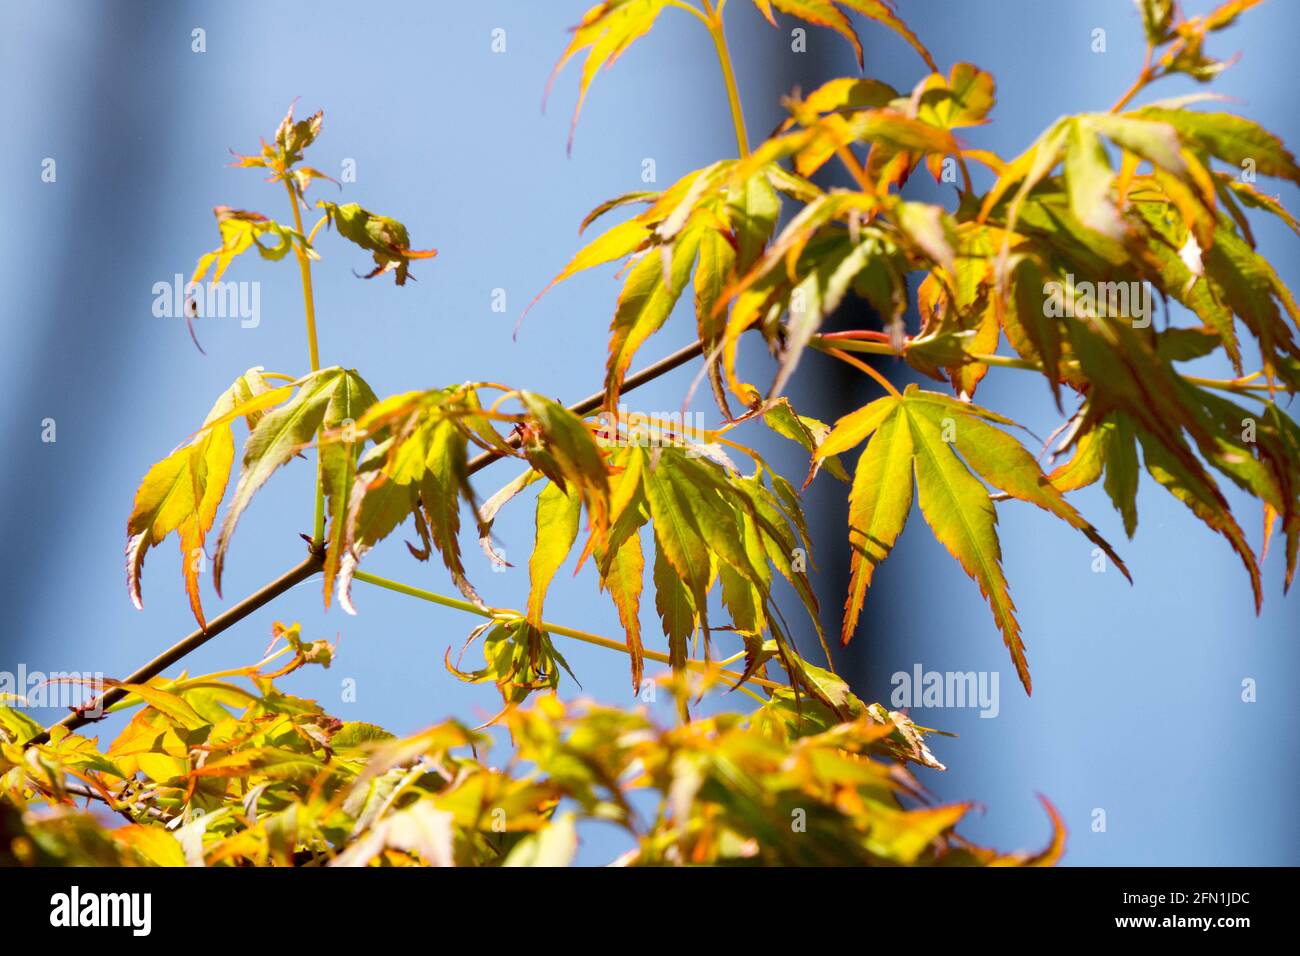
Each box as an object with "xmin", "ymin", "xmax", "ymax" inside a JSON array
[
  {"xmin": 317, "ymin": 201, "xmax": 437, "ymax": 285},
  {"xmin": 127, "ymin": 368, "xmax": 280, "ymax": 629}
]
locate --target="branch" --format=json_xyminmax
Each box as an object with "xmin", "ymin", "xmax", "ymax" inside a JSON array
[
  {"xmin": 29, "ymin": 553, "xmax": 324, "ymax": 746},
  {"xmin": 466, "ymin": 338, "xmax": 704, "ymax": 475},
  {"xmin": 1109, "ymin": 42, "xmax": 1156, "ymax": 113},
  {"xmin": 29, "ymin": 338, "xmax": 707, "ymax": 747}
]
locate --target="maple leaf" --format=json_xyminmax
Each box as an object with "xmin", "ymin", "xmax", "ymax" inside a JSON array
[
  {"xmin": 231, "ymin": 102, "xmax": 323, "ymax": 173},
  {"xmin": 818, "ymin": 386, "xmax": 1128, "ymax": 693},
  {"xmin": 333, "ymin": 387, "xmax": 483, "ymax": 614},
  {"xmin": 334, "ymin": 387, "xmax": 611, "ymax": 616},
  {"xmin": 528, "ymin": 160, "xmax": 791, "ymax": 410},
  {"xmin": 581, "ymin": 442, "xmax": 825, "ymax": 694},
  {"xmin": 752, "ymin": 0, "xmax": 937, "ymax": 72},
  {"xmin": 191, "ymin": 207, "xmax": 312, "ymax": 287},
  {"xmin": 317, "ymin": 201, "xmax": 437, "ymax": 285},
  {"xmin": 547, "ymin": 0, "xmax": 936, "ymax": 153},
  {"xmin": 212, "ymin": 367, "xmax": 378, "ymax": 596},
  {"xmin": 127, "ymin": 369, "xmax": 288, "ymax": 629}
]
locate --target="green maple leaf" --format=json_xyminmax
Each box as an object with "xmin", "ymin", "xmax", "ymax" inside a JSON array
[{"xmin": 818, "ymin": 386, "xmax": 1129, "ymax": 693}]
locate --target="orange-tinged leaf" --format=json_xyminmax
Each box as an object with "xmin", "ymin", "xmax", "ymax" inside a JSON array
[
  {"xmin": 987, "ymin": 795, "xmax": 1067, "ymax": 867},
  {"xmin": 523, "ymin": 218, "xmax": 654, "ymax": 327},
  {"xmin": 190, "ymin": 207, "xmax": 305, "ymax": 286},
  {"xmin": 599, "ymin": 529, "xmax": 646, "ymax": 692},
  {"xmin": 547, "ymin": 0, "xmax": 670, "ymax": 153},
  {"xmin": 126, "ymin": 369, "xmax": 275, "ymax": 629},
  {"xmin": 1048, "ymin": 421, "xmax": 1108, "ymax": 493},
  {"xmin": 769, "ymin": 0, "xmax": 861, "ymax": 68},
  {"xmin": 214, "ymin": 368, "xmax": 376, "ymax": 595},
  {"xmin": 915, "ymin": 62, "xmax": 996, "ymax": 131},
  {"xmin": 114, "ymin": 825, "xmax": 187, "ymax": 867},
  {"xmin": 317, "ymin": 202, "xmax": 436, "ymax": 285},
  {"xmin": 112, "ymin": 682, "xmax": 208, "ymax": 731},
  {"xmin": 605, "ymin": 227, "xmax": 702, "ymax": 408},
  {"xmin": 911, "ymin": 400, "xmax": 1131, "ymax": 581},
  {"xmin": 903, "ymin": 402, "xmax": 1028, "ymax": 693},
  {"xmin": 865, "ymin": 802, "xmax": 971, "ymax": 864},
  {"xmin": 815, "ymin": 395, "xmax": 904, "ymax": 463},
  {"xmin": 841, "ymin": 406, "xmax": 912, "ymax": 644},
  {"xmin": 835, "ymin": 0, "xmax": 938, "ymax": 71},
  {"xmin": 763, "ymin": 1, "xmax": 938, "ymax": 73},
  {"xmin": 526, "ymin": 482, "xmax": 582, "ymax": 625}
]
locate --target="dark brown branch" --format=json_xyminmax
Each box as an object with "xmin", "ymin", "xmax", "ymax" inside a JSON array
[
  {"xmin": 29, "ymin": 338, "xmax": 706, "ymax": 747},
  {"xmin": 29, "ymin": 552, "xmax": 324, "ymax": 745},
  {"xmin": 465, "ymin": 338, "xmax": 704, "ymax": 475}
]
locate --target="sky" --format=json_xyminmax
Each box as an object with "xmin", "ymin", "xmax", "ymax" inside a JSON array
[{"xmin": 1, "ymin": 0, "xmax": 1296, "ymax": 866}]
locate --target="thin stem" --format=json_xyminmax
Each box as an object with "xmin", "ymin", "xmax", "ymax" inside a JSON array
[
  {"xmin": 813, "ymin": 334, "xmax": 1285, "ymax": 397},
  {"xmin": 835, "ymin": 144, "xmax": 878, "ymax": 198},
  {"xmin": 703, "ymin": 2, "xmax": 749, "ymax": 157},
  {"xmin": 815, "ymin": 333, "xmax": 1039, "ymax": 370},
  {"xmin": 306, "ymin": 214, "xmax": 329, "ymax": 246},
  {"xmin": 1110, "ymin": 43, "xmax": 1155, "ymax": 113},
  {"xmin": 821, "ymin": 346, "xmax": 902, "ymax": 398},
  {"xmin": 351, "ymin": 570, "xmax": 490, "ymax": 617},
  {"xmin": 284, "ymin": 182, "xmax": 322, "ymax": 373},
  {"xmin": 284, "ymin": 180, "xmax": 327, "ymax": 546},
  {"xmin": 666, "ymin": 0, "xmax": 710, "ymax": 26},
  {"xmin": 1183, "ymin": 375, "xmax": 1278, "ymax": 395},
  {"xmin": 351, "ymin": 570, "xmax": 785, "ymax": 692}
]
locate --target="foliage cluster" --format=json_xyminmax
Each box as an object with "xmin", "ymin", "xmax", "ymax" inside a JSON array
[{"xmin": 4, "ymin": 0, "xmax": 1297, "ymax": 866}]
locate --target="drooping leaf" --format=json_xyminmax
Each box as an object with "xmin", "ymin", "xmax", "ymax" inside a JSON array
[
  {"xmin": 605, "ymin": 226, "xmax": 703, "ymax": 408},
  {"xmin": 906, "ymin": 394, "xmax": 1130, "ymax": 580},
  {"xmin": 336, "ymin": 386, "xmax": 509, "ymax": 613},
  {"xmin": 652, "ymin": 533, "xmax": 696, "ymax": 673},
  {"xmin": 840, "ymin": 402, "xmax": 912, "ymax": 644},
  {"xmin": 516, "ymin": 391, "xmax": 611, "ymax": 534},
  {"xmin": 214, "ymin": 367, "xmax": 377, "ymax": 595},
  {"xmin": 819, "ymin": 387, "xmax": 1132, "ymax": 692},
  {"xmin": 127, "ymin": 369, "xmax": 282, "ymax": 629},
  {"xmin": 904, "ymin": 400, "xmax": 1027, "ymax": 691},
  {"xmin": 599, "ymin": 529, "xmax": 646, "ymax": 692},
  {"xmin": 191, "ymin": 207, "xmax": 309, "ymax": 287},
  {"xmin": 547, "ymin": 0, "xmax": 671, "ymax": 153},
  {"xmin": 758, "ymin": 0, "xmax": 937, "ymax": 72},
  {"xmin": 526, "ymin": 482, "xmax": 582, "ymax": 625},
  {"xmin": 317, "ymin": 201, "xmax": 437, "ymax": 285}
]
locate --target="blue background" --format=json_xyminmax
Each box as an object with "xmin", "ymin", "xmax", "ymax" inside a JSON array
[{"xmin": 1, "ymin": 0, "xmax": 1295, "ymax": 865}]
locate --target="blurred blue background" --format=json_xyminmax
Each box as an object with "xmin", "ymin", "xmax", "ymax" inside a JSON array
[{"xmin": 1, "ymin": 0, "xmax": 1295, "ymax": 865}]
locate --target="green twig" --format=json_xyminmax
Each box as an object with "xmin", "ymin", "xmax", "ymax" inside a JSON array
[{"xmin": 350, "ymin": 570, "xmax": 786, "ymax": 692}]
